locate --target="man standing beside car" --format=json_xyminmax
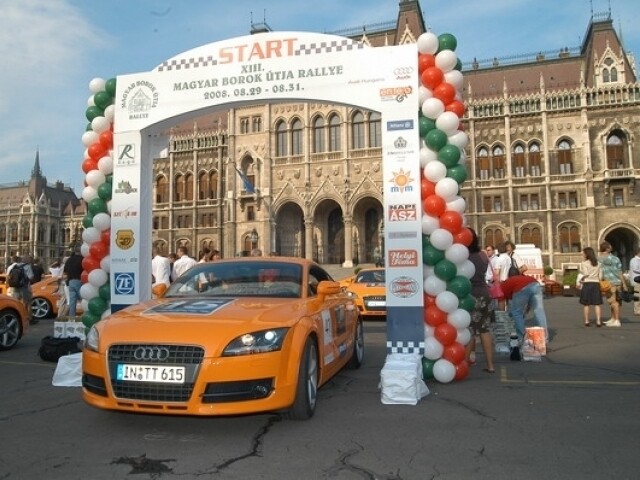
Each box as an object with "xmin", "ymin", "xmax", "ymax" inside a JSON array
[
  {"xmin": 63, "ymin": 246, "xmax": 83, "ymax": 319},
  {"xmin": 7, "ymin": 254, "xmax": 35, "ymax": 324}
]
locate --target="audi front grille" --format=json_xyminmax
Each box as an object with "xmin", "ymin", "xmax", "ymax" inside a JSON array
[{"xmin": 108, "ymin": 344, "xmax": 204, "ymax": 402}]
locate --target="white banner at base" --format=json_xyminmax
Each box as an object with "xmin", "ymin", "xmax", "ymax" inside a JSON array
[{"xmin": 380, "ymin": 353, "xmax": 429, "ymax": 405}]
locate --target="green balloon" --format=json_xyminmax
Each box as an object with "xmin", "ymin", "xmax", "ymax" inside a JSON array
[
  {"xmin": 97, "ymin": 181, "xmax": 113, "ymax": 200},
  {"xmin": 86, "ymin": 122, "xmax": 93, "ymax": 131},
  {"xmin": 88, "ymin": 197, "xmax": 108, "ymax": 215},
  {"xmin": 88, "ymin": 297, "xmax": 108, "ymax": 316},
  {"xmin": 425, "ymin": 128, "xmax": 448, "ymax": 151},
  {"xmin": 455, "ymin": 58, "xmax": 463, "ymax": 71},
  {"xmin": 438, "ymin": 33, "xmax": 458, "ymax": 52},
  {"xmin": 85, "ymin": 105, "xmax": 104, "ymax": 122},
  {"xmin": 423, "ymin": 244, "xmax": 445, "ymax": 266},
  {"xmin": 82, "ymin": 213, "xmax": 94, "ymax": 229},
  {"xmin": 434, "ymin": 259, "xmax": 458, "ymax": 281},
  {"xmin": 105, "ymin": 78, "xmax": 117, "ymax": 96},
  {"xmin": 422, "ymin": 234, "xmax": 431, "ymax": 248},
  {"xmin": 458, "ymin": 294, "xmax": 476, "ymax": 312},
  {"xmin": 419, "ymin": 116, "xmax": 436, "ymax": 137},
  {"xmin": 106, "ymin": 174, "xmax": 113, "ymax": 184},
  {"xmin": 93, "ymin": 91, "xmax": 113, "ymax": 110},
  {"xmin": 422, "ymin": 357, "xmax": 436, "ymax": 380},
  {"xmin": 447, "ymin": 164, "xmax": 468, "ymax": 184},
  {"xmin": 99, "ymin": 282, "xmax": 111, "ymax": 301},
  {"xmin": 82, "ymin": 312, "xmax": 100, "ymax": 330},
  {"xmin": 438, "ymin": 144, "xmax": 461, "ymax": 168},
  {"xmin": 448, "ymin": 275, "xmax": 472, "ymax": 298}
]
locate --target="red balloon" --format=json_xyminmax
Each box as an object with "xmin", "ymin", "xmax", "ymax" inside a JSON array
[
  {"xmin": 424, "ymin": 294, "xmax": 437, "ymax": 308},
  {"xmin": 434, "ymin": 322, "xmax": 457, "ymax": 346},
  {"xmin": 421, "ymin": 178, "xmax": 436, "ymax": 199},
  {"xmin": 421, "ymin": 66, "xmax": 443, "ymax": 90},
  {"xmin": 423, "ymin": 194, "xmax": 446, "ymax": 217},
  {"xmin": 443, "ymin": 342, "xmax": 466, "ymax": 364},
  {"xmin": 453, "ymin": 227, "xmax": 474, "ymax": 247},
  {"xmin": 88, "ymin": 142, "xmax": 107, "ymax": 161},
  {"xmin": 82, "ymin": 255, "xmax": 100, "ymax": 273},
  {"xmin": 433, "ymin": 82, "xmax": 456, "ymax": 105},
  {"xmin": 81, "ymin": 270, "xmax": 89, "ymax": 284},
  {"xmin": 418, "ymin": 53, "xmax": 436, "ymax": 74},
  {"xmin": 439, "ymin": 211, "xmax": 463, "ymax": 234},
  {"xmin": 99, "ymin": 130, "xmax": 113, "ymax": 149},
  {"xmin": 454, "ymin": 360, "xmax": 470, "ymax": 381},
  {"xmin": 424, "ymin": 306, "xmax": 447, "ymax": 327},
  {"xmin": 82, "ymin": 157, "xmax": 98, "ymax": 174},
  {"xmin": 100, "ymin": 229, "xmax": 110, "ymax": 246},
  {"xmin": 89, "ymin": 241, "xmax": 108, "ymax": 261},
  {"xmin": 446, "ymin": 100, "xmax": 466, "ymax": 118}
]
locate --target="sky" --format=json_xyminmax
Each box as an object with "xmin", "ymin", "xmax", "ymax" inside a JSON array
[{"xmin": 0, "ymin": 0, "xmax": 638, "ymax": 194}]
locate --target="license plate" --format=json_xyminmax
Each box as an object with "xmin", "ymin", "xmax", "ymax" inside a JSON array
[
  {"xmin": 367, "ymin": 301, "xmax": 386, "ymax": 307},
  {"xmin": 116, "ymin": 364, "xmax": 185, "ymax": 383}
]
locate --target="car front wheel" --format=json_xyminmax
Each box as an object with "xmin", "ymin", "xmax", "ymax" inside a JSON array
[
  {"xmin": 287, "ymin": 337, "xmax": 318, "ymax": 420},
  {"xmin": 31, "ymin": 298, "xmax": 53, "ymax": 319},
  {"xmin": 0, "ymin": 309, "xmax": 23, "ymax": 351},
  {"xmin": 346, "ymin": 317, "xmax": 364, "ymax": 369}
]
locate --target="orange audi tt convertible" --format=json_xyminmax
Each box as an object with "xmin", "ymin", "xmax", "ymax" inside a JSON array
[{"xmin": 82, "ymin": 257, "xmax": 364, "ymax": 419}]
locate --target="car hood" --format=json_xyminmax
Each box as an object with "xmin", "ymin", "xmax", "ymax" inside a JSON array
[
  {"xmin": 347, "ymin": 283, "xmax": 386, "ymax": 294},
  {"xmin": 96, "ymin": 297, "xmax": 308, "ymax": 345}
]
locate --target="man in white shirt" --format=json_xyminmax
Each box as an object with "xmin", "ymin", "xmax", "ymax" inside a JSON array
[
  {"xmin": 171, "ymin": 246, "xmax": 197, "ymax": 281},
  {"xmin": 629, "ymin": 247, "xmax": 640, "ymax": 316},
  {"xmin": 151, "ymin": 247, "xmax": 171, "ymax": 296}
]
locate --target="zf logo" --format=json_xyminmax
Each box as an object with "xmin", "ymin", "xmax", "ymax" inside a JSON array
[{"xmin": 114, "ymin": 273, "xmax": 135, "ymax": 295}]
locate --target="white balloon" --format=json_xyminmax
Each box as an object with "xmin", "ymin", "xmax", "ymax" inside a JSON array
[
  {"xmin": 430, "ymin": 228, "xmax": 454, "ymax": 250},
  {"xmin": 80, "ymin": 283, "xmax": 99, "ymax": 300},
  {"xmin": 104, "ymin": 105, "xmax": 115, "ymax": 122},
  {"xmin": 435, "ymin": 177, "xmax": 459, "ymax": 201},
  {"xmin": 421, "ymin": 214, "xmax": 440, "ymax": 235},
  {"xmin": 98, "ymin": 155, "xmax": 113, "ymax": 175},
  {"xmin": 435, "ymin": 111, "xmax": 460, "ymax": 135},
  {"xmin": 91, "ymin": 116, "xmax": 111, "ymax": 134},
  {"xmin": 89, "ymin": 77, "xmax": 106, "ymax": 93},
  {"xmin": 422, "ymin": 264, "xmax": 434, "ymax": 278},
  {"xmin": 80, "ymin": 242, "xmax": 91, "ymax": 257},
  {"xmin": 436, "ymin": 290, "xmax": 459, "ymax": 313},
  {"xmin": 424, "ymin": 275, "xmax": 447, "ymax": 296},
  {"xmin": 93, "ymin": 212, "xmax": 111, "ymax": 231},
  {"xmin": 456, "ymin": 259, "xmax": 476, "ymax": 278},
  {"xmin": 417, "ymin": 32, "xmax": 439, "ymax": 54},
  {"xmin": 456, "ymin": 328, "xmax": 472, "ymax": 346},
  {"xmin": 448, "ymin": 131, "xmax": 469, "ymax": 149},
  {"xmin": 87, "ymin": 95, "xmax": 96, "ymax": 107},
  {"xmin": 85, "ymin": 170, "xmax": 106, "ymax": 188},
  {"xmin": 420, "ymin": 146, "xmax": 438, "ymax": 168},
  {"xmin": 421, "ymin": 97, "xmax": 445, "ymax": 119},
  {"xmin": 82, "ymin": 130, "xmax": 99, "ymax": 147},
  {"xmin": 423, "ymin": 160, "xmax": 447, "ymax": 182},
  {"xmin": 433, "ymin": 359, "xmax": 456, "ymax": 383},
  {"xmin": 418, "ymin": 85, "xmax": 433, "ymax": 105},
  {"xmin": 82, "ymin": 227, "xmax": 101, "ymax": 245},
  {"xmin": 435, "ymin": 50, "xmax": 458, "ymax": 72},
  {"xmin": 80, "ymin": 299, "xmax": 89, "ymax": 312},
  {"xmin": 446, "ymin": 196, "xmax": 466, "ymax": 213},
  {"xmin": 448, "ymin": 308, "xmax": 471, "ymax": 329},
  {"xmin": 444, "ymin": 69, "xmax": 464, "ymax": 90},
  {"xmin": 101, "ymin": 308, "xmax": 111, "ymax": 320},
  {"xmin": 424, "ymin": 324, "xmax": 435, "ymax": 339},
  {"xmin": 445, "ymin": 243, "xmax": 469, "ymax": 264},
  {"xmin": 88, "ymin": 268, "xmax": 108, "ymax": 287},
  {"xmin": 82, "ymin": 186, "xmax": 98, "ymax": 202},
  {"xmin": 107, "ymin": 200, "xmax": 112, "ymax": 214},
  {"xmin": 100, "ymin": 255, "xmax": 111, "ymax": 273},
  {"xmin": 424, "ymin": 336, "xmax": 444, "ymax": 360}
]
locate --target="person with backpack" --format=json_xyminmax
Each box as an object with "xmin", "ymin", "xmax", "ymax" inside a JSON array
[
  {"xmin": 6, "ymin": 254, "xmax": 35, "ymax": 324},
  {"xmin": 63, "ymin": 245, "xmax": 83, "ymax": 319}
]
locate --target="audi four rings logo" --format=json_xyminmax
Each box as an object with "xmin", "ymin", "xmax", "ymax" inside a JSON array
[
  {"xmin": 133, "ymin": 346, "xmax": 170, "ymax": 361},
  {"xmin": 393, "ymin": 67, "xmax": 414, "ymax": 76}
]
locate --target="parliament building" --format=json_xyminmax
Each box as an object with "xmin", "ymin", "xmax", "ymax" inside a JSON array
[{"xmin": 1, "ymin": 0, "xmax": 638, "ymax": 277}]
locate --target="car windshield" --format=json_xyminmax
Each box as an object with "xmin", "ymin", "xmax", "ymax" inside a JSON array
[
  {"xmin": 166, "ymin": 261, "xmax": 304, "ymax": 299},
  {"xmin": 355, "ymin": 270, "xmax": 385, "ymax": 283}
]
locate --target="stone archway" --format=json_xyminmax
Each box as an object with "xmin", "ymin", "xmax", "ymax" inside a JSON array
[
  {"xmin": 275, "ymin": 202, "xmax": 304, "ymax": 257},
  {"xmin": 603, "ymin": 225, "xmax": 639, "ymax": 269}
]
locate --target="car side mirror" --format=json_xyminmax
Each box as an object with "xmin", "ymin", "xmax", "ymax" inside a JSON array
[{"xmin": 316, "ymin": 280, "xmax": 340, "ymax": 301}]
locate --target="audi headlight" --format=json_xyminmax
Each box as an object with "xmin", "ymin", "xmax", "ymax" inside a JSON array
[
  {"xmin": 85, "ymin": 326, "xmax": 99, "ymax": 352},
  {"xmin": 223, "ymin": 328, "xmax": 289, "ymax": 356},
  {"xmin": 345, "ymin": 290, "xmax": 359, "ymax": 299}
]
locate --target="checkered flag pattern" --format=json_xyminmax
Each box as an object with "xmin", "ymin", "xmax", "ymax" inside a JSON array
[
  {"xmin": 386, "ymin": 341, "xmax": 425, "ymax": 354},
  {"xmin": 492, "ymin": 310, "xmax": 516, "ymax": 354},
  {"xmin": 157, "ymin": 56, "xmax": 218, "ymax": 72},
  {"xmin": 295, "ymin": 39, "xmax": 365, "ymax": 56}
]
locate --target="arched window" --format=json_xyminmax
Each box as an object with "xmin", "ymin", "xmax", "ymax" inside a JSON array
[
  {"xmin": 513, "ymin": 144, "xmax": 525, "ymax": 177},
  {"xmin": 276, "ymin": 120, "xmax": 287, "ymax": 157},
  {"xmin": 492, "ymin": 146, "xmax": 505, "ymax": 178},
  {"xmin": 559, "ymin": 223, "xmax": 581, "ymax": 253},
  {"xmin": 209, "ymin": 172, "xmax": 218, "ymax": 199},
  {"xmin": 174, "ymin": 174, "xmax": 184, "ymax": 202},
  {"xmin": 291, "ymin": 118, "xmax": 303, "ymax": 155},
  {"xmin": 606, "ymin": 132, "xmax": 625, "ymax": 169},
  {"xmin": 328, "ymin": 114, "xmax": 341, "ymax": 152},
  {"xmin": 477, "ymin": 147, "xmax": 489, "ymax": 180},
  {"xmin": 557, "ymin": 140, "xmax": 573, "ymax": 174},
  {"xmin": 483, "ymin": 227, "xmax": 505, "ymax": 248},
  {"xmin": 529, "ymin": 142, "xmax": 541, "ymax": 176},
  {"xmin": 521, "ymin": 225, "xmax": 542, "ymax": 248},
  {"xmin": 610, "ymin": 67, "xmax": 618, "ymax": 82},
  {"xmin": 156, "ymin": 176, "xmax": 169, "ymax": 203},
  {"xmin": 351, "ymin": 111, "xmax": 365, "ymax": 149},
  {"xmin": 369, "ymin": 112, "xmax": 381, "ymax": 147},
  {"xmin": 198, "ymin": 172, "xmax": 208, "ymax": 200},
  {"xmin": 312, "ymin": 116, "xmax": 325, "ymax": 153},
  {"xmin": 184, "ymin": 173, "xmax": 193, "ymax": 201},
  {"xmin": 603, "ymin": 68, "xmax": 610, "ymax": 83}
]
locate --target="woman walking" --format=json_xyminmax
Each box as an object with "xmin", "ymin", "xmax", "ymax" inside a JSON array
[{"xmin": 578, "ymin": 247, "xmax": 602, "ymax": 327}]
